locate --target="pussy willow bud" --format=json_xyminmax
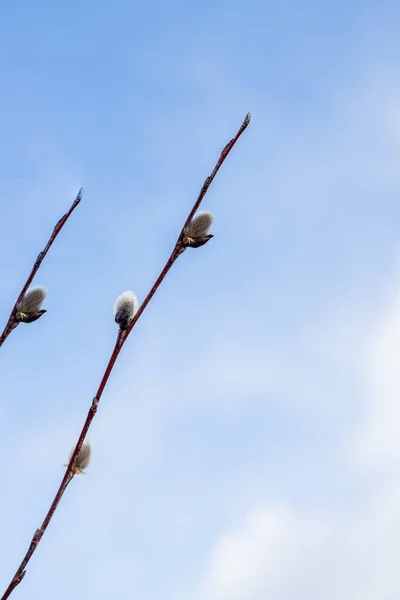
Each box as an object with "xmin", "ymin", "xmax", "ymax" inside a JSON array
[
  {"xmin": 15, "ymin": 286, "xmax": 47, "ymax": 323},
  {"xmin": 182, "ymin": 211, "xmax": 214, "ymax": 248},
  {"xmin": 114, "ymin": 291, "xmax": 138, "ymax": 330},
  {"xmin": 67, "ymin": 440, "xmax": 91, "ymax": 475}
]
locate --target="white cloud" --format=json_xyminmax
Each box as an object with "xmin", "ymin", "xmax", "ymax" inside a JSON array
[
  {"xmin": 194, "ymin": 482, "xmax": 400, "ymax": 600},
  {"xmin": 191, "ymin": 258, "xmax": 400, "ymax": 600},
  {"xmin": 351, "ymin": 272, "xmax": 400, "ymax": 470}
]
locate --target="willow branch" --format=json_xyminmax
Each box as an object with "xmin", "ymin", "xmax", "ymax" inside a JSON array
[
  {"xmin": 0, "ymin": 188, "xmax": 83, "ymax": 348},
  {"xmin": 1, "ymin": 113, "xmax": 250, "ymax": 600}
]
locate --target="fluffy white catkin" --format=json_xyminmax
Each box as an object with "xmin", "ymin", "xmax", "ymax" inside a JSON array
[
  {"xmin": 17, "ymin": 286, "xmax": 47, "ymax": 313},
  {"xmin": 184, "ymin": 211, "xmax": 213, "ymax": 239},
  {"xmin": 114, "ymin": 291, "xmax": 138, "ymax": 330},
  {"xmin": 68, "ymin": 440, "xmax": 91, "ymax": 474}
]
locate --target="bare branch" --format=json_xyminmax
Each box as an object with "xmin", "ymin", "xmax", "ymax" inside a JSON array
[
  {"xmin": 0, "ymin": 188, "xmax": 83, "ymax": 348},
  {"xmin": 0, "ymin": 113, "xmax": 250, "ymax": 599}
]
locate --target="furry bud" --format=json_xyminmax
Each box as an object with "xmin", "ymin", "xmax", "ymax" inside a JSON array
[
  {"xmin": 114, "ymin": 291, "xmax": 138, "ymax": 330},
  {"xmin": 182, "ymin": 211, "xmax": 214, "ymax": 248},
  {"xmin": 67, "ymin": 440, "xmax": 91, "ymax": 475},
  {"xmin": 16, "ymin": 286, "xmax": 47, "ymax": 324}
]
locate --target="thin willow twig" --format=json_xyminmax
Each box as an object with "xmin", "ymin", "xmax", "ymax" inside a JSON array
[
  {"xmin": 0, "ymin": 188, "xmax": 83, "ymax": 348},
  {"xmin": 1, "ymin": 113, "xmax": 250, "ymax": 600}
]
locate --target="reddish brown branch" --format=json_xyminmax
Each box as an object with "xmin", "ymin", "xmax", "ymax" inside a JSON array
[
  {"xmin": 1, "ymin": 113, "xmax": 250, "ymax": 599},
  {"xmin": 0, "ymin": 188, "xmax": 83, "ymax": 348}
]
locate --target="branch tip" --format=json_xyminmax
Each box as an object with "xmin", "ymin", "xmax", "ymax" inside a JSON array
[{"xmin": 0, "ymin": 189, "xmax": 82, "ymax": 348}]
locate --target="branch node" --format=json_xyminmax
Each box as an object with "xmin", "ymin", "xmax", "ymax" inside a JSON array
[
  {"xmin": 221, "ymin": 140, "xmax": 233, "ymax": 155},
  {"xmin": 15, "ymin": 571, "xmax": 25, "ymax": 584},
  {"xmin": 202, "ymin": 176, "xmax": 212, "ymax": 191},
  {"xmin": 32, "ymin": 529, "xmax": 43, "ymax": 545},
  {"xmin": 54, "ymin": 214, "xmax": 67, "ymax": 229},
  {"xmin": 91, "ymin": 397, "xmax": 99, "ymax": 412}
]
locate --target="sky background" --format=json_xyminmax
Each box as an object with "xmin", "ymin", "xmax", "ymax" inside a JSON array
[{"xmin": 2, "ymin": 1, "xmax": 400, "ymax": 598}]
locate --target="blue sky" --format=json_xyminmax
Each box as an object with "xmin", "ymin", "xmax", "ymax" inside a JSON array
[{"xmin": 2, "ymin": 1, "xmax": 400, "ymax": 598}]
